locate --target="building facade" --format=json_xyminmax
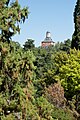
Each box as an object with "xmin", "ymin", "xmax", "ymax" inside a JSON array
[{"xmin": 41, "ymin": 31, "xmax": 55, "ymax": 47}]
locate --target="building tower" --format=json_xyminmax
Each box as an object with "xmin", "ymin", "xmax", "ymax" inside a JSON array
[{"xmin": 41, "ymin": 31, "xmax": 55, "ymax": 47}]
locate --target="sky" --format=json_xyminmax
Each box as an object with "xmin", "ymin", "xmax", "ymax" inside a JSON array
[{"xmin": 12, "ymin": 0, "xmax": 76, "ymax": 47}]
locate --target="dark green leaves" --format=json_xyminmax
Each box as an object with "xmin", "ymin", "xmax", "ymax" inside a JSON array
[{"xmin": 71, "ymin": 0, "xmax": 80, "ymax": 49}]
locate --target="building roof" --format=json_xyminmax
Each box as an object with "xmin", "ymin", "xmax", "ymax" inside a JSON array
[{"xmin": 42, "ymin": 37, "xmax": 54, "ymax": 43}]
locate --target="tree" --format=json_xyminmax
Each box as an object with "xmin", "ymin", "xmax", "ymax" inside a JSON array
[
  {"xmin": 45, "ymin": 82, "xmax": 66, "ymax": 108},
  {"xmin": 0, "ymin": 40, "xmax": 36, "ymax": 119},
  {"xmin": 23, "ymin": 39, "xmax": 35, "ymax": 51},
  {"xmin": 62, "ymin": 39, "xmax": 71, "ymax": 52},
  {"xmin": 0, "ymin": 0, "xmax": 29, "ymax": 41},
  {"xmin": 51, "ymin": 40, "xmax": 71, "ymax": 52},
  {"xmin": 54, "ymin": 50, "xmax": 80, "ymax": 99},
  {"xmin": 71, "ymin": 0, "xmax": 80, "ymax": 49}
]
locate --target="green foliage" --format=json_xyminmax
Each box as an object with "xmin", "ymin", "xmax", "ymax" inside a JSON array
[
  {"xmin": 71, "ymin": 0, "xmax": 80, "ymax": 49},
  {"xmin": 23, "ymin": 39, "xmax": 35, "ymax": 51},
  {"xmin": 0, "ymin": 41, "xmax": 76, "ymax": 120},
  {"xmin": 0, "ymin": 40, "xmax": 36, "ymax": 119},
  {"xmin": 0, "ymin": 0, "xmax": 29, "ymax": 41},
  {"xmin": 34, "ymin": 47, "xmax": 55, "ymax": 79},
  {"xmin": 52, "ymin": 107, "xmax": 75, "ymax": 120},
  {"xmin": 53, "ymin": 40, "xmax": 71, "ymax": 52},
  {"xmin": 36, "ymin": 96, "xmax": 54, "ymax": 120},
  {"xmin": 61, "ymin": 39, "xmax": 71, "ymax": 52},
  {"xmin": 54, "ymin": 49, "xmax": 80, "ymax": 99},
  {"xmin": 0, "ymin": 1, "xmax": 78, "ymax": 119}
]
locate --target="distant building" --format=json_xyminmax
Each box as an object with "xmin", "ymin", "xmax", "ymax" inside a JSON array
[{"xmin": 41, "ymin": 31, "xmax": 55, "ymax": 47}]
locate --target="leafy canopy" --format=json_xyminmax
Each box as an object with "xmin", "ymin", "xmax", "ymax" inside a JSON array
[{"xmin": 54, "ymin": 49, "xmax": 80, "ymax": 99}]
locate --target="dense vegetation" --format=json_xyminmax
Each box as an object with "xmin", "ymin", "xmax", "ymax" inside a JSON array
[
  {"xmin": 71, "ymin": 0, "xmax": 80, "ymax": 49},
  {"xmin": 0, "ymin": 0, "xmax": 80, "ymax": 120}
]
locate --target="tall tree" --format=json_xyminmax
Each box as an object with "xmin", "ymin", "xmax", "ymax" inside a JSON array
[
  {"xmin": 71, "ymin": 0, "xmax": 80, "ymax": 49},
  {"xmin": 0, "ymin": 0, "xmax": 29, "ymax": 41}
]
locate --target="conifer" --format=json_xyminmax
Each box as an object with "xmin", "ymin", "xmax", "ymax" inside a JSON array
[{"xmin": 71, "ymin": 0, "xmax": 80, "ymax": 49}]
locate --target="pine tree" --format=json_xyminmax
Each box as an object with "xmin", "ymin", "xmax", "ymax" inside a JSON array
[
  {"xmin": 71, "ymin": 0, "xmax": 80, "ymax": 49},
  {"xmin": 0, "ymin": 0, "xmax": 29, "ymax": 41}
]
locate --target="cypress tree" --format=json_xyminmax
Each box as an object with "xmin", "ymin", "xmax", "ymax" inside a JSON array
[{"xmin": 71, "ymin": 0, "xmax": 80, "ymax": 49}]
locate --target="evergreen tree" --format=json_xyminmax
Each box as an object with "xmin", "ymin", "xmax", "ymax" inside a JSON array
[
  {"xmin": 71, "ymin": 0, "xmax": 80, "ymax": 49},
  {"xmin": 0, "ymin": 0, "xmax": 29, "ymax": 41}
]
